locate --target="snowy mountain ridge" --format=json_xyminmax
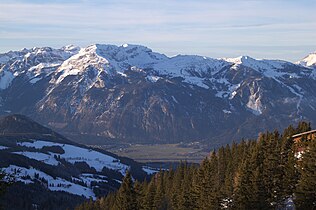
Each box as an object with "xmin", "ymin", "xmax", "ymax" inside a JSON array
[
  {"xmin": 0, "ymin": 44, "xmax": 316, "ymax": 144},
  {"xmin": 1, "ymin": 44, "xmax": 314, "ymax": 91}
]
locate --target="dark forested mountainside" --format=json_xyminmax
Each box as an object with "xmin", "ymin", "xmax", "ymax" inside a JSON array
[
  {"xmin": 1, "ymin": 45, "xmax": 316, "ymax": 145},
  {"xmin": 76, "ymin": 122, "xmax": 316, "ymax": 210},
  {"xmin": 0, "ymin": 114, "xmax": 152, "ymax": 210}
]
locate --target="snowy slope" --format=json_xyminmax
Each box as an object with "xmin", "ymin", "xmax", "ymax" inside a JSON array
[
  {"xmin": 54, "ymin": 44, "xmax": 167, "ymax": 80},
  {"xmin": 296, "ymin": 52, "xmax": 316, "ymax": 68},
  {"xmin": 17, "ymin": 140, "xmax": 128, "ymax": 173},
  {"xmin": 1, "ymin": 139, "xmax": 127, "ymax": 199},
  {"xmin": 0, "ymin": 137, "xmax": 154, "ymax": 199},
  {"xmin": 152, "ymin": 55, "xmax": 230, "ymax": 88},
  {"xmin": 224, "ymin": 55, "xmax": 285, "ymax": 71},
  {"xmin": 0, "ymin": 46, "xmax": 79, "ymax": 89},
  {"xmin": 2, "ymin": 165, "xmax": 95, "ymax": 199},
  {"xmin": 223, "ymin": 55, "xmax": 301, "ymax": 79}
]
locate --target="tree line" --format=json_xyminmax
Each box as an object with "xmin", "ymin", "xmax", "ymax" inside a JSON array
[{"xmin": 75, "ymin": 122, "xmax": 316, "ymax": 210}]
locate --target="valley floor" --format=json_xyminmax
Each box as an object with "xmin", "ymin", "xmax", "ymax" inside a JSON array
[{"xmin": 91, "ymin": 142, "xmax": 209, "ymax": 163}]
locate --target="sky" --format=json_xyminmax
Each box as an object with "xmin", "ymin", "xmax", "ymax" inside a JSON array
[{"xmin": 0, "ymin": 0, "xmax": 315, "ymax": 61}]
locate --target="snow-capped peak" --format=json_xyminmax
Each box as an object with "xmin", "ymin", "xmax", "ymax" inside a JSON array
[
  {"xmin": 94, "ymin": 43, "xmax": 167, "ymax": 63},
  {"xmin": 53, "ymin": 44, "xmax": 112, "ymax": 84},
  {"xmin": 223, "ymin": 55, "xmax": 254, "ymax": 64},
  {"xmin": 222, "ymin": 55, "xmax": 287, "ymax": 73},
  {"xmin": 0, "ymin": 46, "xmax": 79, "ymax": 89},
  {"xmin": 53, "ymin": 43, "xmax": 168, "ymax": 84},
  {"xmin": 61, "ymin": 44, "xmax": 80, "ymax": 53},
  {"xmin": 296, "ymin": 52, "xmax": 316, "ymax": 68}
]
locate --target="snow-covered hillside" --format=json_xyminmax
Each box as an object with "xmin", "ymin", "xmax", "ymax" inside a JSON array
[
  {"xmin": 3, "ymin": 165, "xmax": 96, "ymax": 198},
  {"xmin": 17, "ymin": 140, "xmax": 128, "ymax": 173},
  {"xmin": 0, "ymin": 136, "xmax": 154, "ymax": 199}
]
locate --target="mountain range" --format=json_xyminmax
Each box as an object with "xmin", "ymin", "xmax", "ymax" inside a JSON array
[{"xmin": 0, "ymin": 44, "xmax": 316, "ymax": 145}]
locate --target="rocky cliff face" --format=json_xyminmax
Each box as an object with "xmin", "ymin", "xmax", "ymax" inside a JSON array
[{"xmin": 0, "ymin": 44, "xmax": 316, "ymax": 145}]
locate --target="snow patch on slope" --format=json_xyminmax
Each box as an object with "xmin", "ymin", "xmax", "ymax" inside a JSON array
[
  {"xmin": 79, "ymin": 173, "xmax": 108, "ymax": 187},
  {"xmin": 0, "ymin": 145, "xmax": 8, "ymax": 150},
  {"xmin": 17, "ymin": 140, "xmax": 128, "ymax": 174},
  {"xmin": 28, "ymin": 63, "xmax": 60, "ymax": 76},
  {"xmin": 13, "ymin": 151, "xmax": 59, "ymax": 166},
  {"xmin": 222, "ymin": 109, "xmax": 232, "ymax": 114},
  {"xmin": 142, "ymin": 166, "xmax": 158, "ymax": 175},
  {"xmin": 214, "ymin": 79, "xmax": 240, "ymax": 99},
  {"xmin": 2, "ymin": 165, "xmax": 95, "ymax": 199},
  {"xmin": 146, "ymin": 75, "xmax": 161, "ymax": 83},
  {"xmin": 246, "ymin": 85, "xmax": 263, "ymax": 115},
  {"xmin": 154, "ymin": 55, "xmax": 228, "ymax": 76},
  {"xmin": 0, "ymin": 70, "xmax": 14, "ymax": 89}
]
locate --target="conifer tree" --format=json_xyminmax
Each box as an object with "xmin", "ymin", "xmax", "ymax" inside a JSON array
[
  {"xmin": 296, "ymin": 121, "xmax": 311, "ymax": 133},
  {"xmin": 114, "ymin": 171, "xmax": 137, "ymax": 210},
  {"xmin": 233, "ymin": 159, "xmax": 252, "ymax": 209},
  {"xmin": 134, "ymin": 180, "xmax": 144, "ymax": 209},
  {"xmin": 263, "ymin": 131, "xmax": 285, "ymax": 207},
  {"xmin": 177, "ymin": 166, "xmax": 195, "ymax": 210},
  {"xmin": 194, "ymin": 158, "xmax": 210, "ymax": 209},
  {"xmin": 207, "ymin": 151, "xmax": 220, "ymax": 209},
  {"xmin": 295, "ymin": 141, "xmax": 316, "ymax": 209},
  {"xmin": 154, "ymin": 173, "xmax": 167, "ymax": 210},
  {"xmin": 281, "ymin": 134, "xmax": 298, "ymax": 202},
  {"xmin": 143, "ymin": 177, "xmax": 156, "ymax": 210}
]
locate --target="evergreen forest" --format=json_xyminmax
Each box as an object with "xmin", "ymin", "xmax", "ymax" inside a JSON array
[{"xmin": 76, "ymin": 122, "xmax": 316, "ymax": 210}]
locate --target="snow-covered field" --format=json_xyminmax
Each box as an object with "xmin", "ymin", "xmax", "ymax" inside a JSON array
[
  {"xmin": 0, "ymin": 139, "xmax": 156, "ymax": 198},
  {"xmin": 2, "ymin": 165, "xmax": 95, "ymax": 199},
  {"xmin": 0, "ymin": 140, "xmax": 157, "ymax": 199},
  {"xmin": 17, "ymin": 140, "xmax": 129, "ymax": 174}
]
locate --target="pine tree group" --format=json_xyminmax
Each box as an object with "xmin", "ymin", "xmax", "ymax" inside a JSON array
[{"xmin": 76, "ymin": 122, "xmax": 316, "ymax": 210}]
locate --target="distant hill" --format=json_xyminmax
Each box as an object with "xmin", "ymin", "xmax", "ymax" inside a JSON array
[{"xmin": 0, "ymin": 114, "xmax": 154, "ymax": 210}]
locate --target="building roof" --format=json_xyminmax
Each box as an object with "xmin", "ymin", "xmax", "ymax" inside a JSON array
[{"xmin": 292, "ymin": 129, "xmax": 316, "ymax": 138}]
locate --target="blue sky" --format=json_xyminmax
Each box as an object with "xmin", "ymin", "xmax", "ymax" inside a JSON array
[{"xmin": 0, "ymin": 0, "xmax": 315, "ymax": 61}]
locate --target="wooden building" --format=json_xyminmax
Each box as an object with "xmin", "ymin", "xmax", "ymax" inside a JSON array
[
  {"xmin": 292, "ymin": 129, "xmax": 316, "ymax": 144},
  {"xmin": 292, "ymin": 129, "xmax": 316, "ymax": 159}
]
